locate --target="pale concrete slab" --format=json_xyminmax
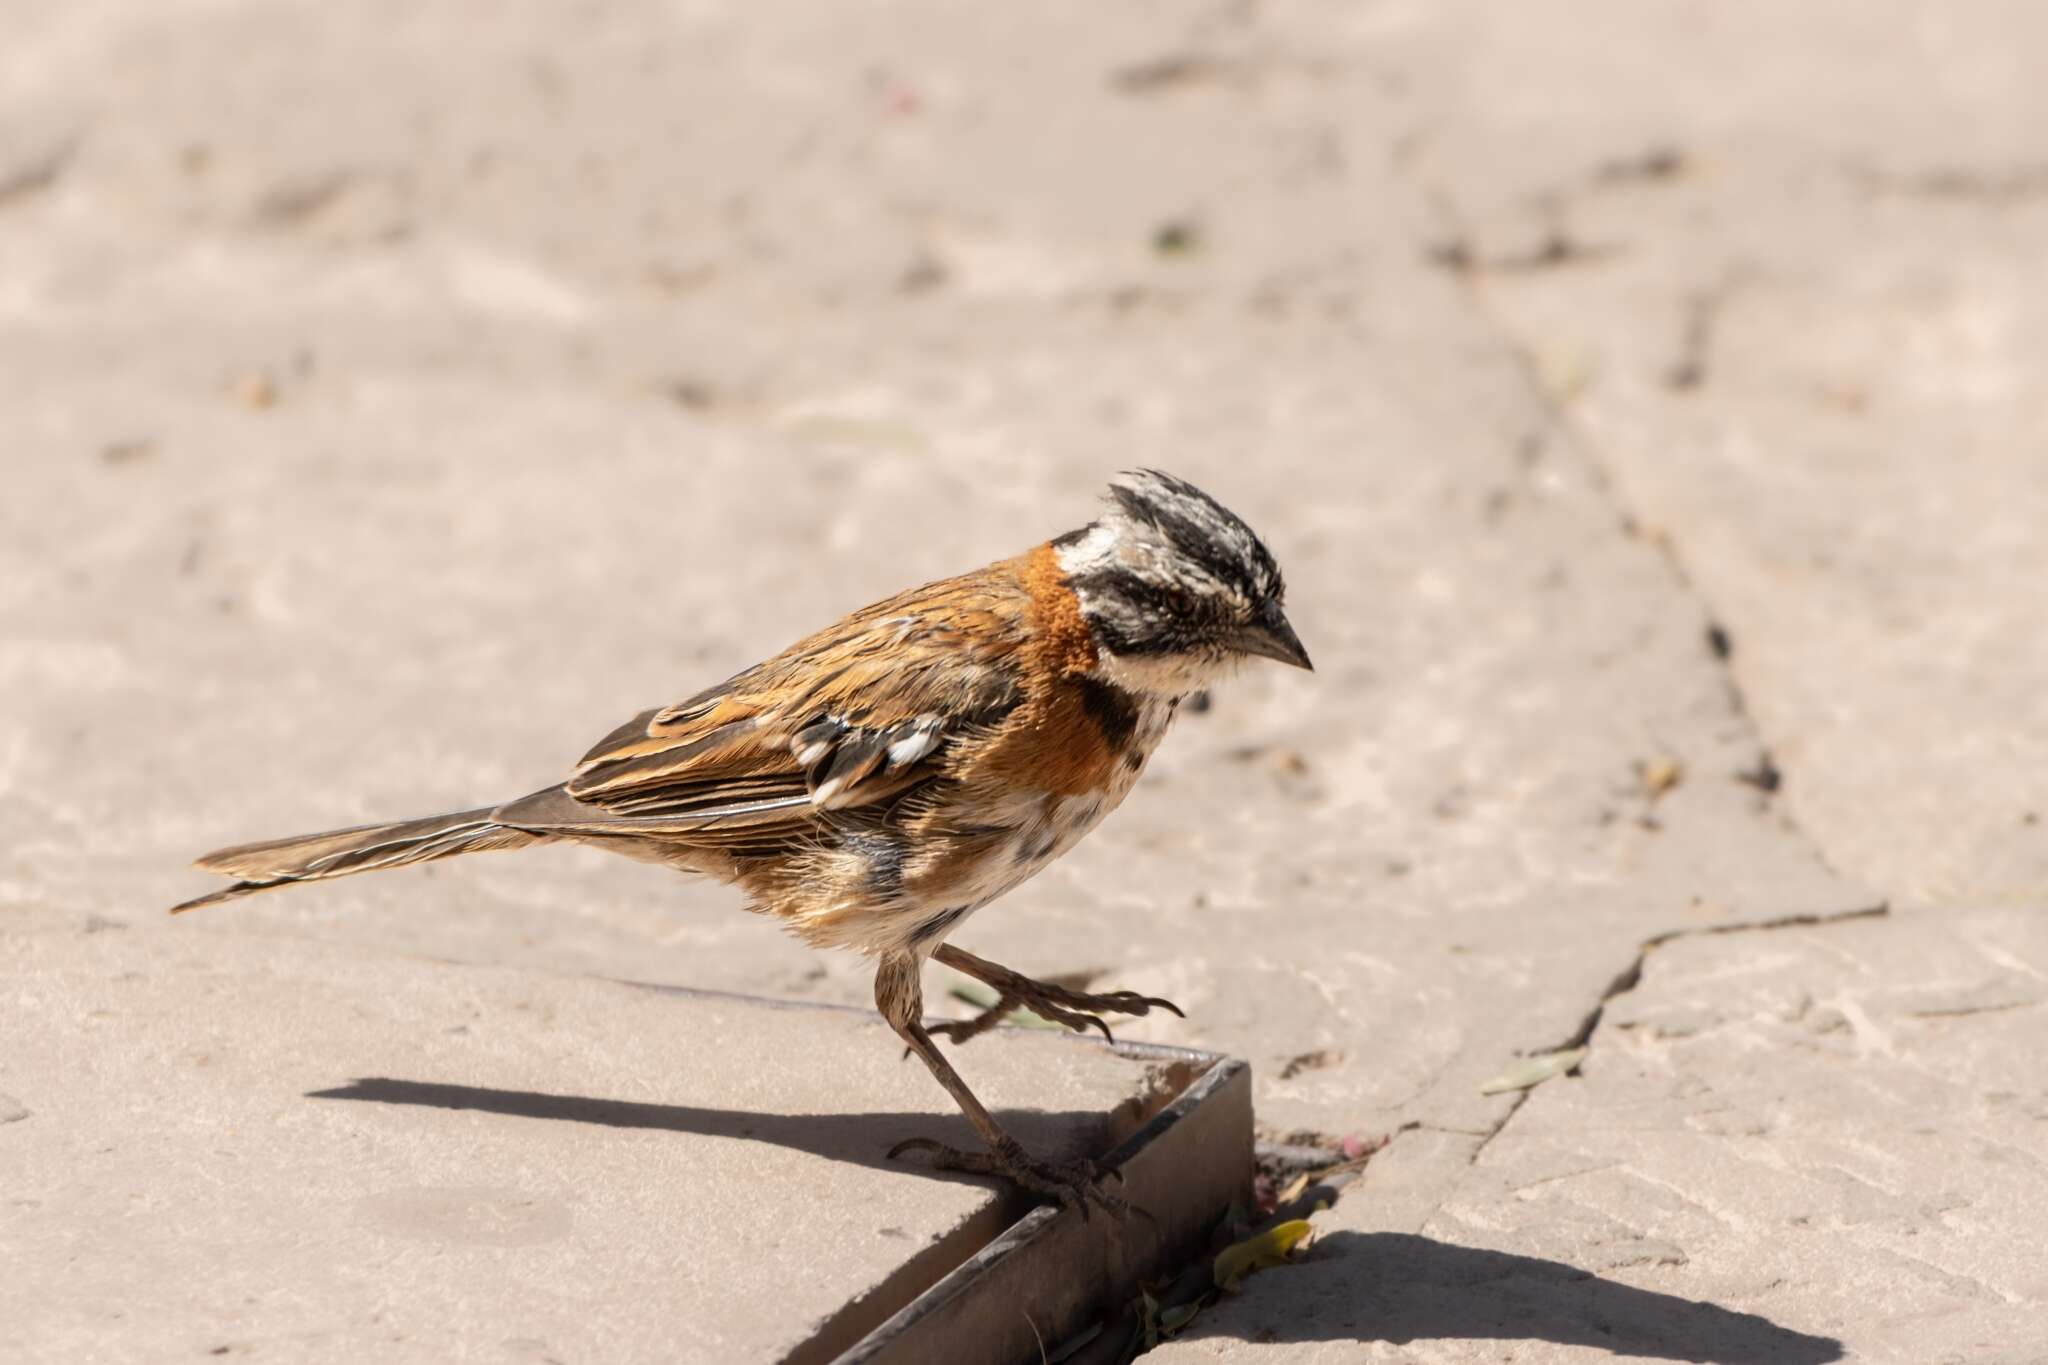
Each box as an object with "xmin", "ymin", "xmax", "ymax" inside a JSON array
[
  {"xmin": 0, "ymin": 922, "xmax": 1180, "ymax": 1364},
  {"xmin": 1147, "ymin": 3, "xmax": 2048, "ymax": 1358},
  {"xmin": 1386, "ymin": 0, "xmax": 2048, "ymax": 909},
  {"xmin": 4, "ymin": 2, "xmax": 2038, "ymax": 1363},
  {"xmin": 0, "ymin": 0, "xmax": 1864, "ymax": 1157},
  {"xmin": 1160, "ymin": 909, "xmax": 2048, "ymax": 1363}
]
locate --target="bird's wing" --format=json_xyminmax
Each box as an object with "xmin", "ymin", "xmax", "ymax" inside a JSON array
[{"xmin": 506, "ymin": 573, "xmax": 1029, "ymax": 840}]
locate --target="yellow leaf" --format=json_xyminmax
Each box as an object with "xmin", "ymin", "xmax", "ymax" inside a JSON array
[{"xmin": 1213, "ymin": 1219, "xmax": 1315, "ymax": 1292}]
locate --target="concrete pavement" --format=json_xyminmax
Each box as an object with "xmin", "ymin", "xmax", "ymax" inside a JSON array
[{"xmin": 4, "ymin": 1, "xmax": 2043, "ymax": 1360}]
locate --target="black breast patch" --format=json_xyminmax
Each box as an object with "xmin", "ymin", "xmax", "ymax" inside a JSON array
[{"xmin": 1076, "ymin": 676, "xmax": 1142, "ymax": 753}]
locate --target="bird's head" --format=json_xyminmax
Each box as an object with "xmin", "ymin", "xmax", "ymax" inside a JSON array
[{"xmin": 1055, "ymin": 469, "xmax": 1310, "ymax": 698}]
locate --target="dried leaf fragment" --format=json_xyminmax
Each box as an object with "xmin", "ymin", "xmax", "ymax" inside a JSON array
[
  {"xmin": 1638, "ymin": 756, "xmax": 1684, "ymax": 800},
  {"xmin": 1478, "ymin": 1046, "xmax": 1588, "ymax": 1096},
  {"xmin": 947, "ymin": 976, "xmax": 1000, "ymax": 1009},
  {"xmin": 944, "ymin": 973, "xmax": 1065, "ymax": 1030}
]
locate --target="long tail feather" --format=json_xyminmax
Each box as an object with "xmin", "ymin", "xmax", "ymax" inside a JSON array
[{"xmin": 171, "ymin": 806, "xmax": 544, "ymax": 913}]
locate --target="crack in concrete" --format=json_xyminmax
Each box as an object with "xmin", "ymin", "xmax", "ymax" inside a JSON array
[
  {"xmin": 1467, "ymin": 1087, "xmax": 1534, "ymax": 1166},
  {"xmin": 1406, "ymin": 178, "xmax": 1896, "ymax": 1174},
  {"xmin": 1526, "ymin": 402, "xmax": 1832, "ymax": 848},
  {"xmin": 1661, "ymin": 274, "xmax": 1745, "ymax": 393},
  {"xmin": 1904, "ymin": 998, "xmax": 2046, "ymax": 1020},
  {"xmin": 1848, "ymin": 160, "xmax": 2048, "ymax": 205},
  {"xmin": 1461, "ymin": 901, "xmax": 1890, "ymax": 1169},
  {"xmin": 1556, "ymin": 902, "xmax": 1891, "ymax": 1056},
  {"xmin": 1242, "ymin": 160, "xmax": 1900, "ymax": 1250},
  {"xmin": 1418, "ymin": 170, "xmax": 1866, "ymax": 890}
]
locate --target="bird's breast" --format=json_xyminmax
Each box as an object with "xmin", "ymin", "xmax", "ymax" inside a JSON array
[{"xmin": 908, "ymin": 690, "xmax": 1174, "ymax": 913}]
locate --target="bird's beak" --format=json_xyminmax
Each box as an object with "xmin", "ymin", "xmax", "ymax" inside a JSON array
[{"xmin": 1233, "ymin": 605, "xmax": 1313, "ymax": 671}]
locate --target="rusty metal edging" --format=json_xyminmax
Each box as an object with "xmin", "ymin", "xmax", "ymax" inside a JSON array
[{"xmin": 832, "ymin": 1051, "xmax": 1253, "ymax": 1365}]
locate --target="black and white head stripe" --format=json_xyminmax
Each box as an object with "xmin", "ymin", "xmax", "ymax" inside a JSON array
[{"xmin": 1054, "ymin": 470, "xmax": 1285, "ymax": 657}]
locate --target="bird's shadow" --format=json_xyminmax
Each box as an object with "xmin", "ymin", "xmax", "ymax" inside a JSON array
[
  {"xmin": 310, "ymin": 1081, "xmax": 1843, "ymax": 1363},
  {"xmin": 1213, "ymin": 1230, "xmax": 1842, "ymax": 1364},
  {"xmin": 304, "ymin": 1076, "xmax": 1102, "ymax": 1184}
]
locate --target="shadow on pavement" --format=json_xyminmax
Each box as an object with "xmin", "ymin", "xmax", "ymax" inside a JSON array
[
  {"xmin": 1215, "ymin": 1231, "xmax": 1842, "ymax": 1364},
  {"xmin": 305, "ymin": 1075, "xmax": 1099, "ymax": 1182},
  {"xmin": 309, "ymin": 1082, "xmax": 1841, "ymax": 1361}
]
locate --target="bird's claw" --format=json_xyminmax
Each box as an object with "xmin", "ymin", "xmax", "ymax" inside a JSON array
[{"xmin": 930, "ymin": 983, "xmax": 1185, "ymax": 1048}]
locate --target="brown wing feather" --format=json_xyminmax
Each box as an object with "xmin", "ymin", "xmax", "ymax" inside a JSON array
[{"xmin": 520, "ymin": 565, "xmax": 1031, "ymax": 841}]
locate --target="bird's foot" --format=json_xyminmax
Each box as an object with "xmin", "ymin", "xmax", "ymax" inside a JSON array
[
  {"xmin": 930, "ymin": 978, "xmax": 1184, "ymax": 1047},
  {"xmin": 888, "ymin": 1135, "xmax": 1129, "ymax": 1217}
]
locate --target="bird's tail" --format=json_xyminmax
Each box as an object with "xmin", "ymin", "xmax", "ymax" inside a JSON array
[{"xmin": 170, "ymin": 804, "xmax": 545, "ymax": 913}]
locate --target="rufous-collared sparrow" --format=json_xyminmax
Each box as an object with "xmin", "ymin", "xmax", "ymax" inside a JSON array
[{"xmin": 175, "ymin": 469, "xmax": 1310, "ymax": 1208}]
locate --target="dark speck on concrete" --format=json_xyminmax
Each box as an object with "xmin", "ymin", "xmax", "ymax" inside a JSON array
[
  {"xmin": 1152, "ymin": 219, "xmax": 1201, "ymax": 256},
  {"xmin": 1737, "ymin": 752, "xmax": 1783, "ymax": 794}
]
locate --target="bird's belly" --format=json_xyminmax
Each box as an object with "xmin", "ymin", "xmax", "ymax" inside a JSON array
[
  {"xmin": 916, "ymin": 715, "xmax": 1169, "ymax": 933},
  {"xmin": 910, "ymin": 794, "xmax": 1121, "ymax": 943}
]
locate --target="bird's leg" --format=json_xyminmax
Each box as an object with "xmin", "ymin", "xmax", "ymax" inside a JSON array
[
  {"xmin": 928, "ymin": 943, "xmax": 1184, "ymax": 1046},
  {"xmin": 875, "ymin": 952, "xmax": 1125, "ymax": 1214}
]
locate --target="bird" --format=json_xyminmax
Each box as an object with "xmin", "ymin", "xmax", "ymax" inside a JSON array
[{"xmin": 173, "ymin": 469, "xmax": 1311, "ymax": 1209}]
